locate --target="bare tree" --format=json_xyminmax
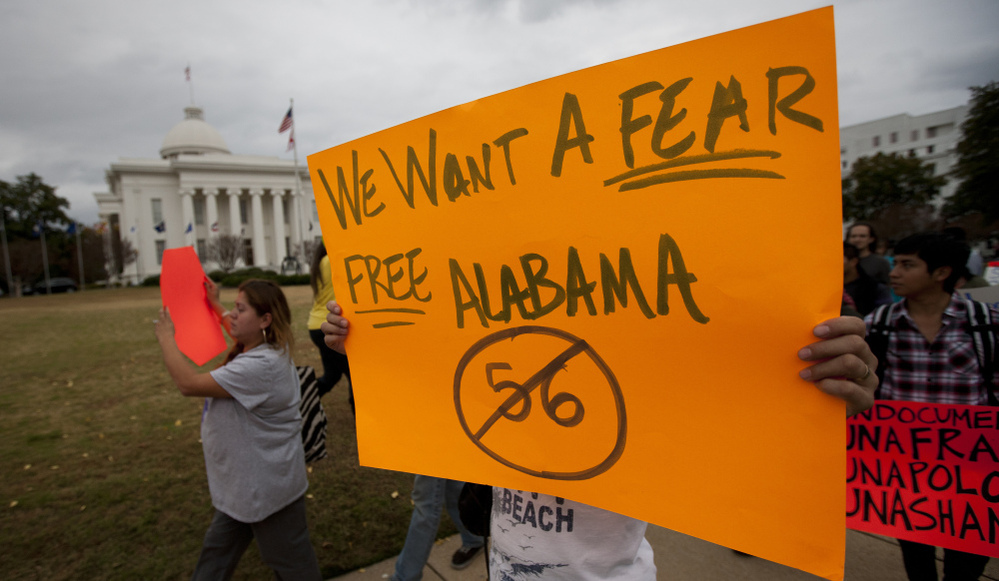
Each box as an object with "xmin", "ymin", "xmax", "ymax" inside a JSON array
[
  {"xmin": 294, "ymin": 239, "xmax": 321, "ymax": 267},
  {"xmin": 116, "ymin": 238, "xmax": 138, "ymax": 275},
  {"xmin": 207, "ymin": 233, "xmax": 243, "ymax": 273}
]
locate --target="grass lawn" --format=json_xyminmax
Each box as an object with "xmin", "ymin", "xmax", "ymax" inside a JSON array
[{"xmin": 0, "ymin": 285, "xmax": 454, "ymax": 580}]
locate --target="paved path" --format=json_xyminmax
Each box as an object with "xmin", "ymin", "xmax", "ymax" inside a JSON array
[{"xmin": 330, "ymin": 527, "xmax": 998, "ymax": 580}]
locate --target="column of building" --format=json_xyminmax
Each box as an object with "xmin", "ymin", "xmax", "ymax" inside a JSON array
[
  {"xmin": 226, "ymin": 186, "xmax": 242, "ymax": 267},
  {"xmin": 189, "ymin": 185, "xmax": 305, "ymax": 271},
  {"xmin": 227, "ymin": 187, "xmax": 242, "ymax": 237},
  {"xmin": 180, "ymin": 189, "xmax": 195, "ymax": 247},
  {"xmin": 249, "ymin": 188, "xmax": 267, "ymax": 267},
  {"xmin": 271, "ymin": 190, "xmax": 287, "ymax": 266},
  {"xmin": 205, "ymin": 188, "xmax": 220, "ymax": 238}
]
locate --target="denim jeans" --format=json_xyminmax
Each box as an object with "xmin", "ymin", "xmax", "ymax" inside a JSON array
[{"xmin": 391, "ymin": 475, "xmax": 484, "ymax": 581}]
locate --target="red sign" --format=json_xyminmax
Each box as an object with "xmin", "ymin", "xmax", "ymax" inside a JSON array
[
  {"xmin": 847, "ymin": 401, "xmax": 999, "ymax": 557},
  {"xmin": 160, "ymin": 246, "xmax": 227, "ymax": 366}
]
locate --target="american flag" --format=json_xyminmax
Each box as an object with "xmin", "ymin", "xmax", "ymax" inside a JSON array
[
  {"xmin": 279, "ymin": 107, "xmax": 293, "ymax": 133},
  {"xmin": 185, "ymin": 65, "xmax": 190, "ymax": 81}
]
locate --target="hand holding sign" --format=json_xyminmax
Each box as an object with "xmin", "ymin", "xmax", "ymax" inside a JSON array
[{"xmin": 160, "ymin": 246, "xmax": 227, "ymax": 365}]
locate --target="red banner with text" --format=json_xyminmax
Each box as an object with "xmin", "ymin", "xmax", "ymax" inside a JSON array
[{"xmin": 847, "ymin": 401, "xmax": 999, "ymax": 557}]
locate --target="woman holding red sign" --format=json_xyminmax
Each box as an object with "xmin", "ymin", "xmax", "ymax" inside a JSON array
[{"xmin": 155, "ymin": 279, "xmax": 322, "ymax": 580}]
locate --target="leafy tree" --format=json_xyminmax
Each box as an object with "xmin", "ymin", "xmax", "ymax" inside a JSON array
[
  {"xmin": 0, "ymin": 173, "xmax": 71, "ymax": 238},
  {"xmin": 6, "ymin": 238, "xmax": 43, "ymax": 292},
  {"xmin": 943, "ymin": 81, "xmax": 999, "ymax": 224},
  {"xmin": 0, "ymin": 174, "xmax": 87, "ymax": 292},
  {"xmin": 3, "ymin": 223, "xmax": 108, "ymax": 291},
  {"xmin": 842, "ymin": 152, "xmax": 946, "ymax": 222},
  {"xmin": 45, "ymin": 224, "xmax": 109, "ymax": 286}
]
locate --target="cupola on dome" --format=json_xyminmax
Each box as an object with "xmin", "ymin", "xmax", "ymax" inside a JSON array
[{"xmin": 160, "ymin": 106, "xmax": 231, "ymax": 158}]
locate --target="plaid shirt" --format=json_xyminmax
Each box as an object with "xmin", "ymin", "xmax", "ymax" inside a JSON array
[{"xmin": 864, "ymin": 294, "xmax": 994, "ymax": 406}]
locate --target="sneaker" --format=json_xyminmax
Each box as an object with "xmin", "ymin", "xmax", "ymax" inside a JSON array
[{"xmin": 450, "ymin": 545, "xmax": 482, "ymax": 570}]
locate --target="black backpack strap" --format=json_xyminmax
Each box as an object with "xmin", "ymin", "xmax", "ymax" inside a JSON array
[
  {"xmin": 866, "ymin": 302, "xmax": 896, "ymax": 398},
  {"xmin": 964, "ymin": 298, "xmax": 999, "ymax": 406}
]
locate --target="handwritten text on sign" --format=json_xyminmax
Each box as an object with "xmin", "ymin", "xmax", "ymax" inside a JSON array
[
  {"xmin": 847, "ymin": 401, "xmax": 999, "ymax": 558},
  {"xmin": 309, "ymin": 8, "xmax": 845, "ymax": 580},
  {"xmin": 319, "ymin": 66, "xmax": 820, "ymax": 331}
]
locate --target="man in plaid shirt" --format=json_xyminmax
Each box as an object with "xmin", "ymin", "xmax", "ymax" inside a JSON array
[{"xmin": 864, "ymin": 231, "xmax": 994, "ymax": 580}]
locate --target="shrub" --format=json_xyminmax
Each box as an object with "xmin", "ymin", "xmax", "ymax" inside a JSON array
[
  {"xmin": 217, "ymin": 268, "xmax": 310, "ymax": 288},
  {"xmin": 277, "ymin": 274, "xmax": 310, "ymax": 286}
]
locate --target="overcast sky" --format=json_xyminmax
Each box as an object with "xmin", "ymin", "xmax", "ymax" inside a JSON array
[{"xmin": 1, "ymin": 0, "xmax": 996, "ymax": 226}]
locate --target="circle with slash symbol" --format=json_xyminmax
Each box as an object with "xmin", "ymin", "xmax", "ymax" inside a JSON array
[{"xmin": 453, "ymin": 326, "xmax": 627, "ymax": 480}]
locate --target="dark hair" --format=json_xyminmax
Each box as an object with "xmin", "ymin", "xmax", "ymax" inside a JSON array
[
  {"xmin": 223, "ymin": 279, "xmax": 294, "ymax": 364},
  {"xmin": 894, "ymin": 232, "xmax": 970, "ymax": 293},
  {"xmin": 942, "ymin": 226, "xmax": 967, "ymax": 243},
  {"xmin": 847, "ymin": 222, "xmax": 878, "ymax": 252},
  {"xmin": 843, "ymin": 241, "xmax": 859, "ymax": 261},
  {"xmin": 310, "ymin": 243, "xmax": 328, "ymax": 297},
  {"xmin": 942, "ymin": 227, "xmax": 975, "ymax": 282}
]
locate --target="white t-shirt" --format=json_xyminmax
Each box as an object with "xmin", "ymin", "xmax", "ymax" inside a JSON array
[
  {"xmin": 489, "ymin": 488, "xmax": 656, "ymax": 580},
  {"xmin": 206, "ymin": 344, "xmax": 307, "ymax": 522}
]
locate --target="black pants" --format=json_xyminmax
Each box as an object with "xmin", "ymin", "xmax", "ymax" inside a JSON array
[
  {"xmin": 898, "ymin": 539, "xmax": 990, "ymax": 581},
  {"xmin": 309, "ymin": 328, "xmax": 354, "ymax": 414},
  {"xmin": 191, "ymin": 496, "xmax": 322, "ymax": 581}
]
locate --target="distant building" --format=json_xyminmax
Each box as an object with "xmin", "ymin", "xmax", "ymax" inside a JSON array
[
  {"xmin": 94, "ymin": 106, "xmax": 318, "ymax": 284},
  {"xmin": 839, "ymin": 104, "xmax": 968, "ymax": 203}
]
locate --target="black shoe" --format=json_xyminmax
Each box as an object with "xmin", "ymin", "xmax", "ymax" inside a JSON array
[{"xmin": 450, "ymin": 545, "xmax": 482, "ymax": 570}]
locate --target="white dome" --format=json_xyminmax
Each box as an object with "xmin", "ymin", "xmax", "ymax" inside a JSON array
[{"xmin": 160, "ymin": 106, "xmax": 230, "ymax": 158}]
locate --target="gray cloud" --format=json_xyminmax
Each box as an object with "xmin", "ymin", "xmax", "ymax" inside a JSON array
[{"xmin": 1, "ymin": 0, "xmax": 996, "ymax": 224}]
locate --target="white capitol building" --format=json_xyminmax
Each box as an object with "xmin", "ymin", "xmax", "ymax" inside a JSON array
[{"xmin": 94, "ymin": 105, "xmax": 318, "ymax": 283}]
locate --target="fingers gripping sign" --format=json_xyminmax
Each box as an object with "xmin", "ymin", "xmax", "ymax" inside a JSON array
[
  {"xmin": 798, "ymin": 316, "xmax": 878, "ymax": 417},
  {"xmin": 322, "ymin": 300, "xmax": 349, "ymax": 355}
]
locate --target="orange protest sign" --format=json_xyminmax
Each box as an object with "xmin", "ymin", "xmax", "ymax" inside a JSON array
[
  {"xmin": 309, "ymin": 8, "xmax": 844, "ymax": 579},
  {"xmin": 160, "ymin": 246, "xmax": 226, "ymax": 366}
]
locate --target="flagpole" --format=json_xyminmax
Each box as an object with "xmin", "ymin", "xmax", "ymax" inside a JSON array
[
  {"xmin": 134, "ymin": 221, "xmax": 143, "ymax": 285},
  {"xmin": 186, "ymin": 63, "xmax": 195, "ymax": 105},
  {"xmin": 101, "ymin": 222, "xmax": 117, "ymax": 287},
  {"xmin": 1, "ymin": 211, "xmax": 13, "ymax": 297},
  {"xmin": 290, "ymin": 98, "xmax": 306, "ymax": 263},
  {"xmin": 75, "ymin": 223, "xmax": 85, "ymax": 291}
]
